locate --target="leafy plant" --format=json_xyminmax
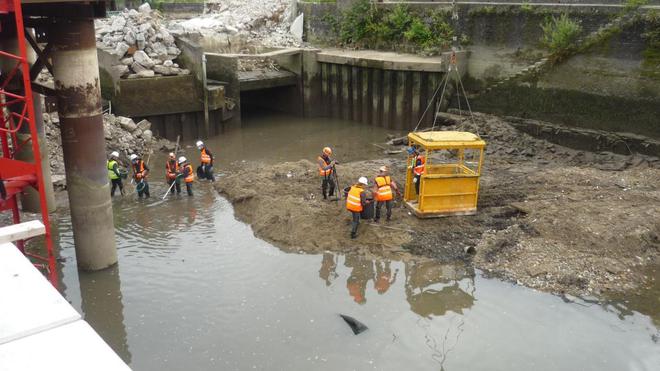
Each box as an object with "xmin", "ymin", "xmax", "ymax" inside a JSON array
[
  {"xmin": 520, "ymin": 1, "xmax": 533, "ymax": 12},
  {"xmin": 624, "ymin": 0, "xmax": 649, "ymax": 11},
  {"xmin": 540, "ymin": 13, "xmax": 582, "ymax": 53}
]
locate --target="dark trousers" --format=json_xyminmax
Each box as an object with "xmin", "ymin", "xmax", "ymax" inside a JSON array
[
  {"xmin": 375, "ymin": 200, "xmax": 392, "ymax": 221},
  {"xmin": 110, "ymin": 178, "xmax": 123, "ymax": 197},
  {"xmin": 351, "ymin": 211, "xmax": 361, "ymax": 237},
  {"xmin": 201, "ymin": 165, "xmax": 214, "ymax": 182},
  {"xmin": 167, "ymin": 178, "xmax": 181, "ymax": 195},
  {"xmin": 137, "ymin": 181, "xmax": 150, "ymax": 198},
  {"xmin": 414, "ymin": 174, "xmax": 421, "ymax": 195},
  {"xmin": 322, "ymin": 176, "xmax": 335, "ymax": 198},
  {"xmin": 185, "ymin": 182, "xmax": 193, "ymax": 196}
]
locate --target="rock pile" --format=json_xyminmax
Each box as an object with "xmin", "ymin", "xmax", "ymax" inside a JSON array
[
  {"xmin": 45, "ymin": 112, "xmax": 168, "ymax": 176},
  {"xmin": 167, "ymin": 0, "xmax": 302, "ymax": 50},
  {"xmin": 95, "ymin": 3, "xmax": 190, "ymax": 78}
]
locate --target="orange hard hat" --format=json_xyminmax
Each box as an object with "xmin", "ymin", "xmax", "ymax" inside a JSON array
[{"xmin": 323, "ymin": 147, "xmax": 332, "ymax": 155}]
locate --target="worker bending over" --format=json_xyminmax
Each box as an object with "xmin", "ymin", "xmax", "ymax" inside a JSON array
[
  {"xmin": 108, "ymin": 151, "xmax": 124, "ymax": 197},
  {"xmin": 318, "ymin": 146, "xmax": 336, "ymax": 200},
  {"xmin": 165, "ymin": 152, "xmax": 181, "ymax": 196},
  {"xmin": 130, "ymin": 153, "xmax": 150, "ymax": 198},
  {"xmin": 373, "ymin": 166, "xmax": 399, "ymax": 222},
  {"xmin": 345, "ymin": 177, "xmax": 370, "ymax": 239},
  {"xmin": 408, "ymin": 147, "xmax": 425, "ymax": 195},
  {"xmin": 196, "ymin": 140, "xmax": 215, "ymax": 182},
  {"xmin": 179, "ymin": 156, "xmax": 194, "ymax": 196}
]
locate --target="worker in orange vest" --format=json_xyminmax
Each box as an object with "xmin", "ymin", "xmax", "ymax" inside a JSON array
[
  {"xmin": 165, "ymin": 152, "xmax": 181, "ymax": 195},
  {"xmin": 407, "ymin": 147, "xmax": 425, "ymax": 195},
  {"xmin": 317, "ymin": 146, "xmax": 336, "ymax": 200},
  {"xmin": 130, "ymin": 153, "xmax": 150, "ymax": 198},
  {"xmin": 196, "ymin": 140, "xmax": 215, "ymax": 182},
  {"xmin": 344, "ymin": 176, "xmax": 369, "ymax": 239},
  {"xmin": 373, "ymin": 165, "xmax": 399, "ymax": 222},
  {"xmin": 179, "ymin": 156, "xmax": 194, "ymax": 196}
]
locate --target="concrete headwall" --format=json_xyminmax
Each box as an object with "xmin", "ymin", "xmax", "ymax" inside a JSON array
[{"xmin": 307, "ymin": 50, "xmax": 467, "ymax": 130}]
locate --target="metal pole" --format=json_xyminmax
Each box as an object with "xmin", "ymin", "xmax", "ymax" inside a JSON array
[
  {"xmin": 202, "ymin": 53, "xmax": 210, "ymax": 137},
  {"xmin": 49, "ymin": 17, "xmax": 117, "ymax": 271}
]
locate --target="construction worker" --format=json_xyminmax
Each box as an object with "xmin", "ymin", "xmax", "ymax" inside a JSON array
[
  {"xmin": 165, "ymin": 152, "xmax": 181, "ymax": 195},
  {"xmin": 344, "ymin": 176, "xmax": 369, "ymax": 239},
  {"xmin": 408, "ymin": 147, "xmax": 426, "ymax": 195},
  {"xmin": 317, "ymin": 146, "xmax": 336, "ymax": 199},
  {"xmin": 179, "ymin": 156, "xmax": 194, "ymax": 196},
  {"xmin": 373, "ymin": 165, "xmax": 399, "ymax": 222},
  {"xmin": 196, "ymin": 140, "xmax": 215, "ymax": 182},
  {"xmin": 130, "ymin": 153, "xmax": 150, "ymax": 198},
  {"xmin": 108, "ymin": 151, "xmax": 124, "ymax": 197}
]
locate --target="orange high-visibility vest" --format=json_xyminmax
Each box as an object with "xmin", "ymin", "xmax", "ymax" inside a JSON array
[
  {"xmin": 375, "ymin": 175, "xmax": 393, "ymax": 201},
  {"xmin": 133, "ymin": 160, "xmax": 146, "ymax": 180},
  {"xmin": 346, "ymin": 185, "xmax": 364, "ymax": 212},
  {"xmin": 200, "ymin": 148, "xmax": 211, "ymax": 165},
  {"xmin": 184, "ymin": 164, "xmax": 194, "ymax": 183},
  {"xmin": 166, "ymin": 160, "xmax": 179, "ymax": 180},
  {"xmin": 318, "ymin": 156, "xmax": 333, "ymax": 177},
  {"xmin": 413, "ymin": 155, "xmax": 426, "ymax": 176}
]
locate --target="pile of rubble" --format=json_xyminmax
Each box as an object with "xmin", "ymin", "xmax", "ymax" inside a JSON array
[
  {"xmin": 237, "ymin": 57, "xmax": 280, "ymax": 72},
  {"xmin": 45, "ymin": 112, "xmax": 166, "ymax": 176},
  {"xmin": 167, "ymin": 0, "xmax": 303, "ymax": 50},
  {"xmin": 95, "ymin": 3, "xmax": 189, "ymax": 78}
]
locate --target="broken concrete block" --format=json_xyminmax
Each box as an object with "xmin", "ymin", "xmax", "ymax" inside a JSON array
[
  {"xmin": 137, "ymin": 70, "xmax": 155, "ymax": 78},
  {"xmin": 290, "ymin": 13, "xmax": 304, "ymax": 41},
  {"xmin": 133, "ymin": 50, "xmax": 155, "ymax": 68},
  {"xmin": 136, "ymin": 119, "xmax": 151, "ymax": 131},
  {"xmin": 138, "ymin": 2, "xmax": 151, "ymax": 13},
  {"xmin": 121, "ymin": 57, "xmax": 134, "ymax": 66},
  {"xmin": 118, "ymin": 117, "xmax": 137, "ymax": 132}
]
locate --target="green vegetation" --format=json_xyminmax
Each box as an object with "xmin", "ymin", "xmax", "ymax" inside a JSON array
[
  {"xmin": 624, "ymin": 0, "xmax": 649, "ymax": 12},
  {"xmin": 520, "ymin": 1, "xmax": 533, "ymax": 13},
  {"xmin": 540, "ymin": 13, "xmax": 582, "ymax": 56},
  {"xmin": 641, "ymin": 12, "xmax": 660, "ymax": 79},
  {"xmin": 332, "ymin": 0, "xmax": 454, "ymax": 55}
]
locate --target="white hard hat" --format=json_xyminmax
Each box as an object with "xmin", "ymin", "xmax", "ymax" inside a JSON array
[
  {"xmin": 129, "ymin": 154, "xmax": 138, "ymax": 161},
  {"xmin": 110, "ymin": 151, "xmax": 119, "ymax": 158},
  {"xmin": 178, "ymin": 156, "xmax": 187, "ymax": 164},
  {"xmin": 196, "ymin": 140, "xmax": 204, "ymax": 148},
  {"xmin": 358, "ymin": 176, "xmax": 368, "ymax": 185},
  {"xmin": 379, "ymin": 165, "xmax": 388, "ymax": 172}
]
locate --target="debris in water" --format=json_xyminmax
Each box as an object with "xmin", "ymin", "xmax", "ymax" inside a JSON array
[{"xmin": 339, "ymin": 314, "xmax": 368, "ymax": 335}]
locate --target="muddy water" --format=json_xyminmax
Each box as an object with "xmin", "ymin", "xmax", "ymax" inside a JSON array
[{"xmin": 50, "ymin": 113, "xmax": 659, "ymax": 370}]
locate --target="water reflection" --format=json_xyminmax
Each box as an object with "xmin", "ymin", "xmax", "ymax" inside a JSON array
[
  {"xmin": 405, "ymin": 261, "xmax": 475, "ymax": 318},
  {"xmin": 330, "ymin": 253, "xmax": 475, "ymax": 318},
  {"xmin": 79, "ymin": 265, "xmax": 132, "ymax": 364}
]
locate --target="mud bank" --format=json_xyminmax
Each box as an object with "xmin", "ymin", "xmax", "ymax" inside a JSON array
[{"xmin": 214, "ymin": 113, "xmax": 660, "ymax": 298}]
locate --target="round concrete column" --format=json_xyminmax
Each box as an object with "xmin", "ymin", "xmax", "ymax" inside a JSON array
[{"xmin": 50, "ymin": 18, "xmax": 117, "ymax": 271}]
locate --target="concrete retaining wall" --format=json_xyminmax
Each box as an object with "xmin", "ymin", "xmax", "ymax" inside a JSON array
[{"xmin": 298, "ymin": 1, "xmax": 660, "ymax": 139}]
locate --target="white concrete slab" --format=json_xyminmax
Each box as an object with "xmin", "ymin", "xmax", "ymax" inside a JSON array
[
  {"xmin": 0, "ymin": 320, "xmax": 131, "ymax": 371},
  {"xmin": 0, "ymin": 243, "xmax": 80, "ymax": 345},
  {"xmin": 0, "ymin": 220, "xmax": 46, "ymax": 244}
]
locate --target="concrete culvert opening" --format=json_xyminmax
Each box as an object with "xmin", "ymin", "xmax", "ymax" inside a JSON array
[{"xmin": 240, "ymin": 85, "xmax": 301, "ymax": 115}]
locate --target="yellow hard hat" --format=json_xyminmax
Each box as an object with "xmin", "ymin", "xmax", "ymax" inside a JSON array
[{"xmin": 323, "ymin": 147, "xmax": 332, "ymax": 155}]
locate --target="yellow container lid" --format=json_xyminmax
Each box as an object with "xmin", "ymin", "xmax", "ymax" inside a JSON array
[{"xmin": 408, "ymin": 131, "xmax": 486, "ymax": 150}]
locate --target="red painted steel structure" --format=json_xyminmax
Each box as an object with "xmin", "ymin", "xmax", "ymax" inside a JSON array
[{"xmin": 0, "ymin": 0, "xmax": 57, "ymax": 287}]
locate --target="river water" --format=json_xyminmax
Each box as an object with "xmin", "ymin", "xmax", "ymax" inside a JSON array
[{"xmin": 49, "ymin": 112, "xmax": 659, "ymax": 370}]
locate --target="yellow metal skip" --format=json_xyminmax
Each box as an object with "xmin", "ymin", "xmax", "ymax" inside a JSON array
[{"xmin": 404, "ymin": 131, "xmax": 486, "ymax": 218}]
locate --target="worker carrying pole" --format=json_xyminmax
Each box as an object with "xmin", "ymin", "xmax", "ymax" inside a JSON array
[
  {"xmin": 165, "ymin": 152, "xmax": 181, "ymax": 196},
  {"xmin": 317, "ymin": 146, "xmax": 337, "ymax": 200},
  {"xmin": 344, "ymin": 176, "xmax": 370, "ymax": 239},
  {"xmin": 373, "ymin": 165, "xmax": 399, "ymax": 222}
]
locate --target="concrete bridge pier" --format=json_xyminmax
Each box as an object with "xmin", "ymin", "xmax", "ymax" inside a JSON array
[{"xmin": 50, "ymin": 17, "xmax": 117, "ymax": 271}]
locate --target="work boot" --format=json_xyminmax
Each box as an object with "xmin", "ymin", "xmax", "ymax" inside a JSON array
[
  {"xmin": 386, "ymin": 216, "xmax": 391, "ymax": 222},
  {"xmin": 373, "ymin": 218, "xmax": 380, "ymax": 223},
  {"xmin": 350, "ymin": 232, "xmax": 357, "ymax": 239}
]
